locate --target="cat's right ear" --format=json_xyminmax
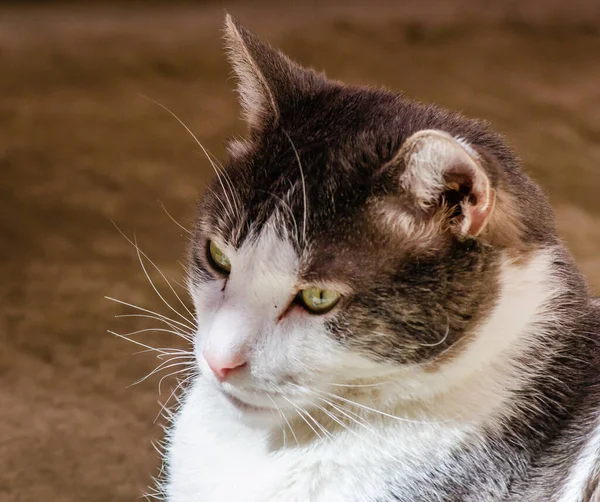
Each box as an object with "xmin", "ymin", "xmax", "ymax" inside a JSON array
[
  {"xmin": 223, "ymin": 14, "xmax": 319, "ymax": 129},
  {"xmin": 383, "ymin": 130, "xmax": 498, "ymax": 241}
]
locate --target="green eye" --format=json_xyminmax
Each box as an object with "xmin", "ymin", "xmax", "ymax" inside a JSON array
[
  {"xmin": 300, "ymin": 287, "xmax": 341, "ymax": 314},
  {"xmin": 208, "ymin": 240, "xmax": 231, "ymax": 274}
]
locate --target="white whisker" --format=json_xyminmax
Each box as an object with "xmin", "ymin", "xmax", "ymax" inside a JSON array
[
  {"xmin": 298, "ymin": 384, "xmax": 450, "ymax": 425},
  {"xmin": 310, "ymin": 398, "xmax": 403, "ymax": 463},
  {"xmin": 282, "ymin": 129, "xmax": 308, "ymax": 245},
  {"xmin": 207, "ymin": 150, "xmax": 242, "ymax": 217},
  {"xmin": 419, "ymin": 313, "xmax": 450, "ymax": 347},
  {"xmin": 155, "ymin": 375, "xmax": 194, "ymax": 424},
  {"xmin": 268, "ymin": 395, "xmax": 287, "ymax": 448},
  {"xmin": 115, "ymin": 313, "xmax": 194, "ymax": 337},
  {"xmin": 129, "ymin": 357, "xmax": 195, "ymax": 388},
  {"xmin": 204, "ymin": 185, "xmax": 233, "ymax": 222},
  {"xmin": 327, "ymin": 381, "xmax": 393, "ymax": 389},
  {"xmin": 257, "ymin": 189, "xmax": 300, "ymax": 244},
  {"xmin": 267, "ymin": 394, "xmax": 299, "ymax": 448},
  {"xmin": 315, "ymin": 396, "xmax": 379, "ymax": 436},
  {"xmin": 132, "ymin": 346, "xmax": 192, "ymax": 357},
  {"xmin": 158, "ymin": 200, "xmax": 192, "ymax": 235},
  {"xmin": 109, "ymin": 330, "xmax": 173, "ymax": 355},
  {"xmin": 158, "ymin": 368, "xmax": 190, "ymax": 395},
  {"xmin": 140, "ymin": 95, "xmax": 237, "ymax": 223},
  {"xmin": 112, "ymin": 223, "xmax": 196, "ymax": 327},
  {"xmin": 105, "ymin": 296, "xmax": 193, "ymax": 332},
  {"xmin": 117, "ymin": 327, "xmax": 193, "ymax": 342},
  {"xmin": 280, "ymin": 395, "xmax": 324, "ymax": 441},
  {"xmin": 301, "ymin": 406, "xmax": 333, "ymax": 440}
]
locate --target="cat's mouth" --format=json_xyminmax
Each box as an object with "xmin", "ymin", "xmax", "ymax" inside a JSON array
[{"xmin": 220, "ymin": 389, "xmax": 279, "ymax": 416}]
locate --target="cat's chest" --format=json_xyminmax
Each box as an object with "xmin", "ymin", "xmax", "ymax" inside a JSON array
[
  {"xmin": 165, "ymin": 382, "xmax": 467, "ymax": 502},
  {"xmin": 166, "ymin": 394, "xmax": 359, "ymax": 502}
]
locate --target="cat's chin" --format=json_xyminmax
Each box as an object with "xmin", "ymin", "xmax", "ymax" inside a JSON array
[{"xmin": 218, "ymin": 388, "xmax": 284, "ymax": 428}]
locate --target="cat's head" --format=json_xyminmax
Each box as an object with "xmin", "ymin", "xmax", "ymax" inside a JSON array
[{"xmin": 188, "ymin": 15, "xmax": 557, "ymax": 426}]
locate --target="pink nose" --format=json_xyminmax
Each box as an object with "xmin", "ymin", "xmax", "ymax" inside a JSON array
[{"xmin": 203, "ymin": 349, "xmax": 247, "ymax": 382}]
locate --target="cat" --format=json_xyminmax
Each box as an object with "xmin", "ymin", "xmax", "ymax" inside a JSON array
[{"xmin": 157, "ymin": 14, "xmax": 600, "ymax": 502}]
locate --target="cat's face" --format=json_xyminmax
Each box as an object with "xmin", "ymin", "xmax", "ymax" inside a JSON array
[{"xmin": 187, "ymin": 16, "xmax": 555, "ymax": 426}]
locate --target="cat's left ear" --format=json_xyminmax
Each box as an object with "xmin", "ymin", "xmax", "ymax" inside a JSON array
[
  {"xmin": 396, "ymin": 129, "xmax": 496, "ymax": 238},
  {"xmin": 223, "ymin": 14, "xmax": 320, "ymax": 129}
]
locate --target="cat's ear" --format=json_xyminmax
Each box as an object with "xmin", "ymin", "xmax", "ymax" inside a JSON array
[
  {"xmin": 397, "ymin": 129, "xmax": 496, "ymax": 238},
  {"xmin": 223, "ymin": 14, "xmax": 318, "ymax": 128}
]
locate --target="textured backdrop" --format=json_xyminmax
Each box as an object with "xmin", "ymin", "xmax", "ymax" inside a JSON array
[{"xmin": 1, "ymin": 1, "xmax": 599, "ymax": 500}]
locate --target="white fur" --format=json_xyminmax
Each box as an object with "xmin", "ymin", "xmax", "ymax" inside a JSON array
[
  {"xmin": 166, "ymin": 236, "xmax": 564, "ymax": 501},
  {"xmin": 398, "ymin": 129, "xmax": 478, "ymax": 207},
  {"xmin": 455, "ymin": 136, "xmax": 480, "ymax": 159},
  {"xmin": 558, "ymin": 412, "xmax": 600, "ymax": 502},
  {"xmin": 226, "ymin": 138, "xmax": 252, "ymax": 159},
  {"xmin": 376, "ymin": 206, "xmax": 440, "ymax": 245}
]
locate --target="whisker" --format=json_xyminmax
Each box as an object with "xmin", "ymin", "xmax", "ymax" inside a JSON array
[
  {"xmin": 419, "ymin": 313, "xmax": 450, "ymax": 347},
  {"xmin": 282, "ymin": 129, "xmax": 308, "ymax": 245},
  {"xmin": 109, "ymin": 330, "xmax": 173, "ymax": 355},
  {"xmin": 310, "ymin": 398, "xmax": 387, "ymax": 448},
  {"xmin": 112, "ymin": 223, "xmax": 196, "ymax": 327},
  {"xmin": 301, "ymin": 406, "xmax": 334, "ymax": 440},
  {"xmin": 327, "ymin": 381, "xmax": 393, "ymax": 389},
  {"xmin": 267, "ymin": 394, "xmax": 299, "ymax": 448},
  {"xmin": 105, "ymin": 296, "xmax": 193, "ymax": 332},
  {"xmin": 115, "ymin": 313, "xmax": 194, "ymax": 337},
  {"xmin": 117, "ymin": 327, "xmax": 193, "ymax": 342},
  {"xmin": 280, "ymin": 395, "xmax": 324, "ymax": 441},
  {"xmin": 135, "ymin": 353, "xmax": 193, "ymax": 367},
  {"xmin": 205, "ymin": 147, "xmax": 238, "ymax": 215},
  {"xmin": 284, "ymin": 396, "xmax": 333, "ymax": 440},
  {"xmin": 155, "ymin": 349, "xmax": 194, "ymax": 358},
  {"xmin": 264, "ymin": 394, "xmax": 285, "ymax": 447},
  {"xmin": 370, "ymin": 318, "xmax": 449, "ymax": 350},
  {"xmin": 158, "ymin": 200, "xmax": 192, "ymax": 235},
  {"xmin": 310, "ymin": 398, "xmax": 403, "ymax": 463},
  {"xmin": 207, "ymin": 150, "xmax": 242, "ymax": 217},
  {"xmin": 170, "ymin": 277, "xmax": 192, "ymax": 293},
  {"xmin": 151, "ymin": 440, "xmax": 167, "ymax": 480},
  {"xmin": 133, "ymin": 347, "xmax": 192, "ymax": 357},
  {"xmin": 301, "ymin": 384, "xmax": 450, "ymax": 425},
  {"xmin": 140, "ymin": 95, "xmax": 237, "ymax": 223},
  {"xmin": 204, "ymin": 185, "xmax": 234, "ymax": 223},
  {"xmin": 280, "ymin": 408, "xmax": 300, "ymax": 448},
  {"xmin": 154, "ymin": 374, "xmax": 194, "ymax": 423},
  {"xmin": 158, "ymin": 367, "xmax": 190, "ymax": 395},
  {"xmin": 257, "ymin": 189, "xmax": 299, "ymax": 244},
  {"xmin": 315, "ymin": 396, "xmax": 379, "ymax": 436},
  {"xmin": 310, "ymin": 398, "xmax": 352, "ymax": 433},
  {"xmin": 129, "ymin": 357, "xmax": 195, "ymax": 388}
]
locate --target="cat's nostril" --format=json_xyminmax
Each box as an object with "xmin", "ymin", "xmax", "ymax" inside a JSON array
[{"xmin": 203, "ymin": 349, "xmax": 247, "ymax": 382}]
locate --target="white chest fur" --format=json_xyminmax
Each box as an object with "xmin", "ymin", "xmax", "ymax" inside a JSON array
[{"xmin": 165, "ymin": 380, "xmax": 470, "ymax": 502}]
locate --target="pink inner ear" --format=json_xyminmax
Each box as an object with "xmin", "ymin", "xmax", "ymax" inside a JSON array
[
  {"xmin": 398, "ymin": 129, "xmax": 497, "ymax": 238},
  {"xmin": 444, "ymin": 160, "xmax": 495, "ymax": 237},
  {"xmin": 465, "ymin": 187, "xmax": 496, "ymax": 236}
]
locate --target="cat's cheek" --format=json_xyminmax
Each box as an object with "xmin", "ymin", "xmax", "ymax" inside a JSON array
[
  {"xmin": 190, "ymin": 282, "xmax": 228, "ymax": 355},
  {"xmin": 191, "ymin": 280, "xmax": 226, "ymax": 314}
]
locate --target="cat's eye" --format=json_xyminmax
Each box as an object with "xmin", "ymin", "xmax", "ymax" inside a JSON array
[
  {"xmin": 207, "ymin": 240, "xmax": 231, "ymax": 274},
  {"xmin": 300, "ymin": 287, "xmax": 341, "ymax": 314}
]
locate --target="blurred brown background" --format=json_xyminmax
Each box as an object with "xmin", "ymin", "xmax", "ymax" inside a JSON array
[{"xmin": 1, "ymin": 1, "xmax": 599, "ymax": 501}]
